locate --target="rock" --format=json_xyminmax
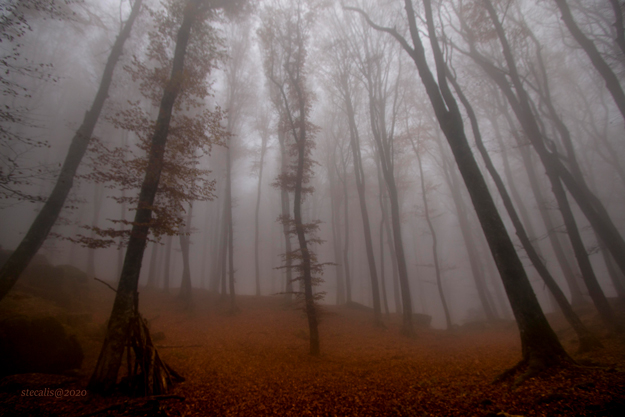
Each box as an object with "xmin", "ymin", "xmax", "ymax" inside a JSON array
[
  {"xmin": 0, "ymin": 315, "xmax": 84, "ymax": 376},
  {"xmin": 345, "ymin": 301, "xmax": 373, "ymax": 311},
  {"xmin": 413, "ymin": 313, "xmax": 432, "ymax": 328}
]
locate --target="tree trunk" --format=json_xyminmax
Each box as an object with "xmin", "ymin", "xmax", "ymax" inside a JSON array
[
  {"xmin": 473, "ymin": 1, "xmax": 625, "ymax": 287},
  {"xmin": 88, "ymin": 0, "xmax": 198, "ymax": 393},
  {"xmin": 439, "ymin": 145, "xmax": 498, "ymax": 321},
  {"xmin": 478, "ymin": 0, "xmax": 620, "ymax": 332},
  {"xmin": 348, "ymin": 0, "xmax": 570, "ymax": 374},
  {"xmin": 447, "ymin": 68, "xmax": 601, "ymax": 351},
  {"xmin": 178, "ymin": 204, "xmax": 193, "ymax": 308},
  {"xmin": 87, "ymin": 183, "xmax": 104, "ymax": 279},
  {"xmin": 277, "ymin": 128, "xmax": 294, "ymax": 302},
  {"xmin": 329, "ymin": 157, "xmax": 346, "ymax": 305},
  {"xmin": 554, "ymin": 0, "xmax": 625, "ymax": 124},
  {"xmin": 343, "ymin": 77, "xmax": 383, "ymax": 327},
  {"xmin": 0, "ymin": 0, "xmax": 143, "ymax": 302},
  {"xmin": 505, "ymin": 112, "xmax": 586, "ymax": 306},
  {"xmin": 146, "ymin": 241, "xmax": 160, "ymax": 289},
  {"xmin": 254, "ymin": 132, "xmax": 268, "ymax": 297},
  {"xmin": 225, "ymin": 142, "xmax": 236, "ymax": 313},
  {"xmin": 163, "ymin": 234, "xmax": 172, "ymax": 293},
  {"xmin": 342, "ymin": 161, "xmax": 353, "ymax": 304},
  {"xmin": 412, "ymin": 138, "xmax": 452, "ymax": 330},
  {"xmin": 378, "ymin": 216, "xmax": 390, "ymax": 315},
  {"xmin": 218, "ymin": 185, "xmax": 228, "ymax": 300},
  {"xmin": 610, "ymin": 0, "xmax": 625, "ymax": 57}
]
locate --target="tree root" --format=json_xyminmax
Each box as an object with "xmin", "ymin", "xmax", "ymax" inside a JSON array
[{"xmin": 122, "ymin": 312, "xmax": 185, "ymax": 396}]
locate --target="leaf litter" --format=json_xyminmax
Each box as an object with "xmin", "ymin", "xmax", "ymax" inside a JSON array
[{"xmin": 1, "ymin": 288, "xmax": 624, "ymax": 416}]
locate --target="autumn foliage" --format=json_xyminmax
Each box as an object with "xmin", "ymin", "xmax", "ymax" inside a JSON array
[
  {"xmin": 1, "ymin": 287, "xmax": 624, "ymax": 416},
  {"xmin": 72, "ymin": 0, "xmax": 229, "ymax": 248}
]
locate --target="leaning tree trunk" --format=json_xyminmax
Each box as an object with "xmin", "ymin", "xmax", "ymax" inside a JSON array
[
  {"xmin": 475, "ymin": 0, "xmax": 625, "ymax": 287},
  {"xmin": 348, "ymin": 0, "xmax": 570, "ymax": 377},
  {"xmin": 441, "ymin": 149, "xmax": 499, "ymax": 321},
  {"xmin": 420, "ymin": 0, "xmax": 569, "ymax": 372},
  {"xmin": 88, "ymin": 0, "xmax": 199, "ymax": 393},
  {"xmin": 502, "ymin": 107, "xmax": 586, "ymax": 306},
  {"xmin": 478, "ymin": 0, "xmax": 620, "ymax": 332},
  {"xmin": 554, "ymin": 0, "xmax": 625, "ymax": 124},
  {"xmin": 0, "ymin": 0, "xmax": 143, "ymax": 302},
  {"xmin": 447, "ymin": 69, "xmax": 602, "ymax": 352}
]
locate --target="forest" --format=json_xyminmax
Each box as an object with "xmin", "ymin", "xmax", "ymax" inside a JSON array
[{"xmin": 0, "ymin": 0, "xmax": 624, "ymax": 415}]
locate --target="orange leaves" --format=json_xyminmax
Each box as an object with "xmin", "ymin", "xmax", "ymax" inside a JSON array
[{"xmin": 5, "ymin": 290, "xmax": 624, "ymax": 416}]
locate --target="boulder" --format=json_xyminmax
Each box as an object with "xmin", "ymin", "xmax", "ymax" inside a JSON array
[
  {"xmin": 0, "ymin": 315, "xmax": 84, "ymax": 376},
  {"xmin": 413, "ymin": 313, "xmax": 432, "ymax": 328}
]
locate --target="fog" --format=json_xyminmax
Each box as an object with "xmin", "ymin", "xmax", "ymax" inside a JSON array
[{"xmin": 1, "ymin": 0, "xmax": 625, "ymax": 401}]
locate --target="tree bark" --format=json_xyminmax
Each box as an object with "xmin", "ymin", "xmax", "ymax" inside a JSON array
[
  {"xmin": 88, "ymin": 0, "xmax": 199, "ymax": 393},
  {"xmin": 0, "ymin": 0, "xmax": 143, "ymax": 302}
]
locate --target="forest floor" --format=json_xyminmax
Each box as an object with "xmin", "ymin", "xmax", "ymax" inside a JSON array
[{"xmin": 1, "ymin": 284, "xmax": 625, "ymax": 416}]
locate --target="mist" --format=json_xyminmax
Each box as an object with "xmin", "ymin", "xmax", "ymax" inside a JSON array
[{"xmin": 1, "ymin": 0, "xmax": 624, "ymax": 414}]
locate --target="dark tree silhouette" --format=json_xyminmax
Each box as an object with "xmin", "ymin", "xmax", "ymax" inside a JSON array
[{"xmin": 0, "ymin": 0, "xmax": 143, "ymax": 302}]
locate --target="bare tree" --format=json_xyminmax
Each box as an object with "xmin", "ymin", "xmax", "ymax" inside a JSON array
[
  {"xmin": 0, "ymin": 0, "xmax": 143, "ymax": 302},
  {"xmin": 345, "ymin": 0, "xmax": 571, "ymax": 380}
]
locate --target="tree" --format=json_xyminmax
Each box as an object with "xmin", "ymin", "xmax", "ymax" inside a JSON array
[
  {"xmin": 0, "ymin": 0, "xmax": 80, "ymax": 204},
  {"xmin": 354, "ymin": 22, "xmax": 409, "ymax": 332},
  {"xmin": 553, "ymin": 0, "xmax": 625, "ymax": 124},
  {"xmin": 259, "ymin": 0, "xmax": 327, "ymax": 356},
  {"xmin": 0, "ymin": 0, "xmax": 143, "ymax": 302},
  {"xmin": 445, "ymin": 63, "xmax": 601, "ymax": 352},
  {"xmin": 322, "ymin": 17, "xmax": 384, "ymax": 325},
  {"xmin": 253, "ymin": 106, "xmax": 272, "ymax": 297},
  {"xmin": 461, "ymin": 0, "xmax": 621, "ymax": 332},
  {"xmin": 220, "ymin": 21, "xmax": 255, "ymax": 312},
  {"xmin": 407, "ymin": 130, "xmax": 452, "ymax": 331},
  {"xmin": 345, "ymin": 0, "xmax": 571, "ymax": 381},
  {"xmin": 88, "ymin": 0, "xmax": 238, "ymax": 394}
]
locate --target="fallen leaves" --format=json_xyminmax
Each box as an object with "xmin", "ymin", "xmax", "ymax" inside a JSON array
[{"xmin": 1, "ymin": 289, "xmax": 624, "ymax": 416}]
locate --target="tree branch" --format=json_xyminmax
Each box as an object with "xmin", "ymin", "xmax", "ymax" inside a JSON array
[{"xmin": 342, "ymin": 6, "xmax": 416, "ymax": 57}]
